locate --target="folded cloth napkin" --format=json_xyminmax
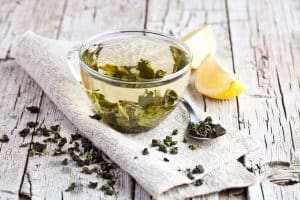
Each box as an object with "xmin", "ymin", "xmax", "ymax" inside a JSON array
[{"xmin": 13, "ymin": 32, "xmax": 257, "ymax": 200}]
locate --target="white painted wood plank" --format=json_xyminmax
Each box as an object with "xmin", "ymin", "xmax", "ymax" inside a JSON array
[
  {"xmin": 227, "ymin": 0, "xmax": 300, "ymax": 199},
  {"xmin": 147, "ymin": 0, "xmax": 241, "ymax": 200},
  {"xmin": 0, "ymin": 0, "xmax": 66, "ymax": 59},
  {"xmin": 0, "ymin": 0, "xmax": 66, "ymax": 198},
  {"xmin": 14, "ymin": 0, "xmax": 147, "ymax": 199}
]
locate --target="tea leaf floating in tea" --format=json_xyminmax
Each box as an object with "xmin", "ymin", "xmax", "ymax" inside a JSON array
[
  {"xmin": 137, "ymin": 59, "xmax": 155, "ymax": 79},
  {"xmin": 88, "ymin": 89, "xmax": 178, "ymax": 133},
  {"xmin": 82, "ymin": 42, "xmax": 189, "ymax": 82},
  {"xmin": 83, "ymin": 45, "xmax": 168, "ymax": 81},
  {"xmin": 82, "ymin": 44, "xmax": 102, "ymax": 71},
  {"xmin": 170, "ymin": 46, "xmax": 190, "ymax": 72},
  {"xmin": 81, "ymin": 39, "xmax": 190, "ymax": 133}
]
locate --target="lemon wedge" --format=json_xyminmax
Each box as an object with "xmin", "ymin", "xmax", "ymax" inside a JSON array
[
  {"xmin": 195, "ymin": 54, "xmax": 246, "ymax": 99},
  {"xmin": 182, "ymin": 25, "xmax": 216, "ymax": 69}
]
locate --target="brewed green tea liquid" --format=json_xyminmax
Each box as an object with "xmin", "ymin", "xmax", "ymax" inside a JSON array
[{"xmin": 81, "ymin": 36, "xmax": 190, "ymax": 133}]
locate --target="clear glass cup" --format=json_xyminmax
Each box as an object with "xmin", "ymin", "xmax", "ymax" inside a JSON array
[{"xmin": 69, "ymin": 30, "xmax": 192, "ymax": 133}]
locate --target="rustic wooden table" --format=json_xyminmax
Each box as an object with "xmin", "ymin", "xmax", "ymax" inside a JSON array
[{"xmin": 0, "ymin": 0, "xmax": 299, "ymax": 199}]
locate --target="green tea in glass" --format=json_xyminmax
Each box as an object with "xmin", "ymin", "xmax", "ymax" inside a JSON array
[{"xmin": 76, "ymin": 30, "xmax": 192, "ymax": 133}]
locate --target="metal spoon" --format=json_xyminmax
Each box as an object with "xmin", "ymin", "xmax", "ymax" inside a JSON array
[{"xmin": 181, "ymin": 98, "xmax": 225, "ymax": 141}]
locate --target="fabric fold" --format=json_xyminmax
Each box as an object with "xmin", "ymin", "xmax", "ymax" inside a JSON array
[{"xmin": 13, "ymin": 31, "xmax": 256, "ymax": 199}]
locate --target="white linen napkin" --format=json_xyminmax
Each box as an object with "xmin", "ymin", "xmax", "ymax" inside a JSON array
[{"xmin": 13, "ymin": 31, "xmax": 256, "ymax": 200}]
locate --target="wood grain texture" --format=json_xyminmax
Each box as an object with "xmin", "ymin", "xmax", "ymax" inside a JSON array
[
  {"xmin": 20, "ymin": 0, "xmax": 146, "ymax": 199},
  {"xmin": 146, "ymin": 0, "xmax": 241, "ymax": 199},
  {"xmin": 0, "ymin": 0, "xmax": 146, "ymax": 199},
  {"xmin": 226, "ymin": 0, "xmax": 300, "ymax": 199},
  {"xmin": 0, "ymin": 0, "xmax": 66, "ymax": 198},
  {"xmin": 0, "ymin": 0, "xmax": 299, "ymax": 199}
]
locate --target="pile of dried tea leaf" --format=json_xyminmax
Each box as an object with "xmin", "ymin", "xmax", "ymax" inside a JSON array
[{"xmin": 188, "ymin": 116, "xmax": 226, "ymax": 138}]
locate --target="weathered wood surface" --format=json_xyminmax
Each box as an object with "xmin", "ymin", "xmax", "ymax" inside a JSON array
[{"xmin": 0, "ymin": 0, "xmax": 299, "ymax": 200}]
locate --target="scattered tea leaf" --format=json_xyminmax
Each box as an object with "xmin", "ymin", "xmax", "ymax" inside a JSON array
[
  {"xmin": 171, "ymin": 129, "xmax": 178, "ymax": 135},
  {"xmin": 88, "ymin": 181, "xmax": 98, "ymax": 189},
  {"xmin": 0, "ymin": 134, "xmax": 9, "ymax": 143},
  {"xmin": 62, "ymin": 158, "xmax": 68, "ymax": 166},
  {"xmin": 107, "ymin": 179, "xmax": 116, "ymax": 187},
  {"xmin": 65, "ymin": 182, "xmax": 76, "ymax": 192},
  {"xmin": 170, "ymin": 147, "xmax": 178, "ymax": 154},
  {"xmin": 188, "ymin": 144, "xmax": 196, "ymax": 150},
  {"xmin": 26, "ymin": 106, "xmax": 40, "ymax": 113},
  {"xmin": 70, "ymin": 133, "xmax": 82, "ymax": 144},
  {"xmin": 19, "ymin": 128, "xmax": 30, "ymax": 137},
  {"xmin": 50, "ymin": 125, "xmax": 60, "ymax": 132},
  {"xmin": 101, "ymin": 172, "xmax": 114, "ymax": 180},
  {"xmin": 192, "ymin": 165, "xmax": 204, "ymax": 174},
  {"xmin": 187, "ymin": 171, "xmax": 195, "ymax": 180},
  {"xmin": 163, "ymin": 136, "xmax": 177, "ymax": 147},
  {"xmin": 81, "ymin": 166, "xmax": 93, "ymax": 174},
  {"xmin": 58, "ymin": 137, "xmax": 67, "ymax": 148},
  {"xmin": 101, "ymin": 183, "xmax": 115, "ymax": 195},
  {"xmin": 151, "ymin": 139, "xmax": 161, "ymax": 147},
  {"xmin": 32, "ymin": 142, "xmax": 47, "ymax": 154},
  {"xmin": 142, "ymin": 148, "xmax": 149, "ymax": 155},
  {"xmin": 36, "ymin": 127, "xmax": 51, "ymax": 137},
  {"xmin": 26, "ymin": 121, "xmax": 39, "ymax": 128},
  {"xmin": 163, "ymin": 157, "xmax": 169, "ymax": 162},
  {"xmin": 158, "ymin": 144, "xmax": 167, "ymax": 153},
  {"xmin": 195, "ymin": 179, "xmax": 204, "ymax": 186}
]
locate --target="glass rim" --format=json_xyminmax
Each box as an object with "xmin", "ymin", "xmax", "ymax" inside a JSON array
[{"xmin": 78, "ymin": 29, "xmax": 192, "ymax": 86}]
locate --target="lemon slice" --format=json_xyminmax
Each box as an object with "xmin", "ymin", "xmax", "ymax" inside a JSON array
[
  {"xmin": 182, "ymin": 25, "xmax": 216, "ymax": 69},
  {"xmin": 195, "ymin": 54, "xmax": 246, "ymax": 99}
]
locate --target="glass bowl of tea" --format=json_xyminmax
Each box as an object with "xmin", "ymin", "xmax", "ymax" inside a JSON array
[{"xmin": 72, "ymin": 30, "xmax": 192, "ymax": 133}]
